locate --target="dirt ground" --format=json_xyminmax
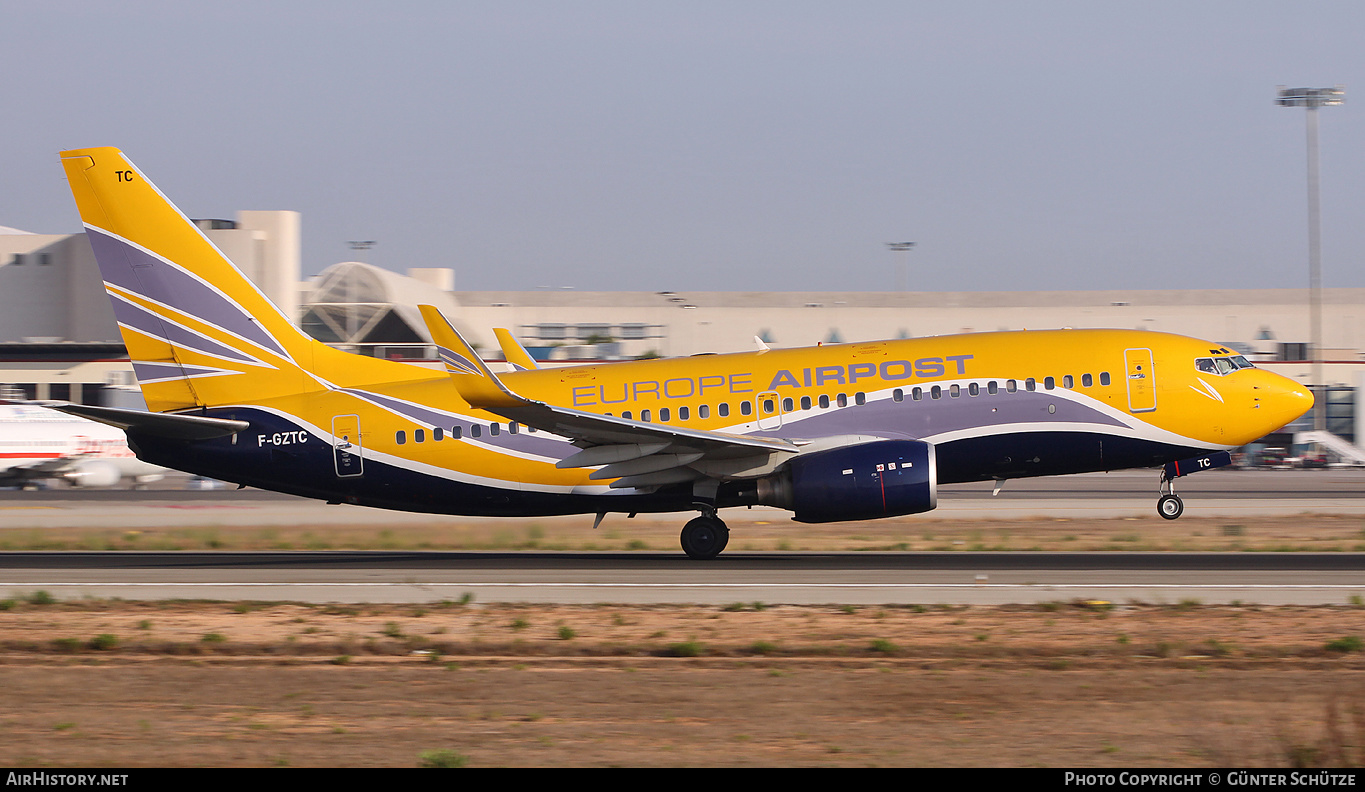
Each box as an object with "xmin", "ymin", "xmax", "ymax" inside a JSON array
[
  {"xmin": 2, "ymin": 597, "xmax": 1364, "ymax": 767},
  {"xmin": 4, "ymin": 512, "xmax": 1365, "ymax": 553}
]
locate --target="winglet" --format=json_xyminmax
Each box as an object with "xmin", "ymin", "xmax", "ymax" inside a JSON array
[
  {"xmin": 494, "ymin": 328, "xmax": 540, "ymax": 371},
  {"xmin": 418, "ymin": 305, "xmax": 525, "ymax": 408}
]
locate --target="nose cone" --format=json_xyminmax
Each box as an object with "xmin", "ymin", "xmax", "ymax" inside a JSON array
[{"xmin": 1260, "ymin": 374, "xmax": 1314, "ymax": 435}]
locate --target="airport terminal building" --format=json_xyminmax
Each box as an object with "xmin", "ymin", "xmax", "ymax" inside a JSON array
[{"xmin": 3, "ymin": 215, "xmax": 1362, "ymax": 448}]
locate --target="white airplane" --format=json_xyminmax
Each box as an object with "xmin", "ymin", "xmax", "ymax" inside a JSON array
[{"xmin": 0, "ymin": 403, "xmax": 166, "ymax": 489}]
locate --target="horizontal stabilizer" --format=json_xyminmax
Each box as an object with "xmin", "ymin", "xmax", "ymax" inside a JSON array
[{"xmin": 37, "ymin": 402, "xmax": 248, "ymax": 440}]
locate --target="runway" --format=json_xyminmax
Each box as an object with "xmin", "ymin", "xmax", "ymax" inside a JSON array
[
  {"xmin": 2, "ymin": 469, "xmax": 1364, "ymax": 604},
  {"xmin": 3, "ymin": 468, "xmax": 1365, "ymax": 529},
  {"xmin": 3, "ymin": 550, "xmax": 1363, "ymax": 606}
]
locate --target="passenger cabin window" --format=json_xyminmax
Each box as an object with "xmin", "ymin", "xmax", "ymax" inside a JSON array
[
  {"xmin": 414, "ymin": 428, "xmax": 425, "ymax": 443},
  {"xmin": 950, "ymin": 385, "xmax": 960, "ymax": 398},
  {"xmin": 1100, "ymin": 372, "xmax": 1111, "ymax": 386},
  {"xmin": 818, "ymin": 395, "xmax": 830, "ymax": 409},
  {"xmin": 1081, "ymin": 374, "xmax": 1093, "ymax": 388},
  {"xmin": 739, "ymin": 402, "xmax": 752, "ymax": 416},
  {"xmin": 836, "ymin": 394, "xmax": 848, "ymax": 408},
  {"xmin": 471, "ymin": 425, "xmax": 482, "ymax": 438},
  {"xmin": 434, "ymin": 427, "xmax": 444, "ymax": 441},
  {"xmin": 930, "ymin": 385, "xmax": 942, "ymax": 400},
  {"xmin": 912, "ymin": 387, "xmax": 923, "ymax": 401},
  {"xmin": 396, "ymin": 430, "xmax": 407, "ymax": 445},
  {"xmin": 509, "ymin": 423, "xmax": 519, "ymax": 434},
  {"xmin": 854, "ymin": 392, "xmax": 865, "ymax": 405},
  {"xmin": 1006, "ymin": 380, "xmax": 1017, "ymax": 393},
  {"xmin": 987, "ymin": 381, "xmax": 997, "ymax": 395},
  {"xmin": 718, "ymin": 404, "xmax": 730, "ymax": 417},
  {"xmin": 489, "ymin": 423, "xmax": 500, "ymax": 436},
  {"xmin": 1044, "ymin": 376, "xmax": 1055, "ymax": 390},
  {"xmin": 1025, "ymin": 378, "xmax": 1036, "ymax": 392},
  {"xmin": 970, "ymin": 383, "xmax": 981, "ymax": 396},
  {"xmin": 659, "ymin": 408, "xmax": 670, "ymax": 422},
  {"xmin": 679, "ymin": 406, "xmax": 690, "ymax": 421},
  {"xmin": 892, "ymin": 389, "xmax": 904, "ymax": 403},
  {"xmin": 699, "ymin": 405, "xmax": 710, "ymax": 419},
  {"xmin": 1062, "ymin": 375, "xmax": 1073, "ymax": 389},
  {"xmin": 451, "ymin": 425, "xmax": 463, "ymax": 440},
  {"xmin": 641, "ymin": 410, "xmax": 652, "ymax": 422},
  {"xmin": 782, "ymin": 397, "xmax": 794, "ymax": 412},
  {"xmin": 801, "ymin": 396, "xmax": 813, "ymax": 410}
]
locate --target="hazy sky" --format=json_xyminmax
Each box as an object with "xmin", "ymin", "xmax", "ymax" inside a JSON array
[{"xmin": 5, "ymin": 1, "xmax": 1363, "ymax": 293}]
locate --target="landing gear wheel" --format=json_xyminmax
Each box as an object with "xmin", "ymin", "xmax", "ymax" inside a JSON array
[
  {"xmin": 680, "ymin": 515, "xmax": 729, "ymax": 560},
  {"xmin": 1157, "ymin": 493, "xmax": 1184, "ymax": 520}
]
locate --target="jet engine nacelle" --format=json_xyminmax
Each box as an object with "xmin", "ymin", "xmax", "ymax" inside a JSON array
[
  {"xmin": 63, "ymin": 461, "xmax": 122, "ymax": 488},
  {"xmin": 757, "ymin": 439, "xmax": 937, "ymax": 523}
]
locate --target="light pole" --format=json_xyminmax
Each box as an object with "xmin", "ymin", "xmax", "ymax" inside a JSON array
[
  {"xmin": 1277, "ymin": 86, "xmax": 1343, "ymax": 436},
  {"xmin": 345, "ymin": 241, "xmax": 376, "ymax": 343},
  {"xmin": 887, "ymin": 242, "xmax": 915, "ymax": 292}
]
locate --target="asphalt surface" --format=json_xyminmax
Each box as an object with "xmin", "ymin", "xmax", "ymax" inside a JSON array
[
  {"xmin": 2, "ymin": 550, "xmax": 1362, "ymax": 606},
  {"xmin": 2, "ymin": 469, "xmax": 1364, "ymax": 604}
]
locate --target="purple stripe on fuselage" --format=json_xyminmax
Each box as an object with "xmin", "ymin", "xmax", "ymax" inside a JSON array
[
  {"xmin": 86, "ymin": 228, "xmax": 289, "ymax": 359},
  {"xmin": 338, "ymin": 388, "xmax": 573, "ymax": 458},
  {"xmin": 746, "ymin": 388, "xmax": 1128, "ymax": 440},
  {"xmin": 111, "ymin": 296, "xmax": 261, "ymax": 365}
]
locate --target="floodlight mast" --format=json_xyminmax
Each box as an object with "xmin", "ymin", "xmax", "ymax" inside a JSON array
[
  {"xmin": 1277, "ymin": 86, "xmax": 1343, "ymax": 436},
  {"xmin": 887, "ymin": 242, "xmax": 915, "ymax": 292}
]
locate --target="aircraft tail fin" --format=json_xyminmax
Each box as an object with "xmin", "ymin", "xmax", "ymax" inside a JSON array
[
  {"xmin": 419, "ymin": 305, "xmax": 525, "ymax": 408},
  {"xmin": 59, "ymin": 147, "xmax": 316, "ymax": 412},
  {"xmin": 494, "ymin": 328, "xmax": 540, "ymax": 371}
]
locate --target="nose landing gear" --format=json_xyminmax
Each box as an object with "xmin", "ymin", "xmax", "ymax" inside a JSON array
[
  {"xmin": 1156, "ymin": 450, "xmax": 1232, "ymax": 520},
  {"xmin": 680, "ymin": 511, "xmax": 729, "ymax": 559}
]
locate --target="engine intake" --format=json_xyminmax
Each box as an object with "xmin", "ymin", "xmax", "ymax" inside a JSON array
[{"xmin": 757, "ymin": 439, "xmax": 937, "ymax": 523}]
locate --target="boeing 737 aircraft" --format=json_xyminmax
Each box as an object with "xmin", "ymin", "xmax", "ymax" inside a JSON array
[
  {"xmin": 50, "ymin": 147, "xmax": 1313, "ymax": 557},
  {"xmin": 0, "ymin": 404, "xmax": 165, "ymax": 489}
]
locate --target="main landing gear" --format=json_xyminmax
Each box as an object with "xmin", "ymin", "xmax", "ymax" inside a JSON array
[{"xmin": 680, "ymin": 511, "xmax": 729, "ymax": 560}]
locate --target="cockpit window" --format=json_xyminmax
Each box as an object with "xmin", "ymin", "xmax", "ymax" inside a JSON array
[{"xmin": 1195, "ymin": 356, "xmax": 1255, "ymax": 376}]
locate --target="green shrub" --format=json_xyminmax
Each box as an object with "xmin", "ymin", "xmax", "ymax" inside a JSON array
[
  {"xmin": 419, "ymin": 749, "xmax": 468, "ymax": 768},
  {"xmin": 88, "ymin": 634, "xmax": 118, "ymax": 651},
  {"xmin": 666, "ymin": 641, "xmax": 703, "ymax": 657},
  {"xmin": 1325, "ymin": 636, "xmax": 1363, "ymax": 653}
]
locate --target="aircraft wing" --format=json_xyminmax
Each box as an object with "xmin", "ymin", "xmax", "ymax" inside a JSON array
[
  {"xmin": 0, "ymin": 456, "xmax": 78, "ymax": 486},
  {"xmin": 419, "ymin": 306, "xmax": 798, "ymax": 488}
]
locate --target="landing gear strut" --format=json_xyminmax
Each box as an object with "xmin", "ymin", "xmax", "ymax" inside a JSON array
[
  {"xmin": 1157, "ymin": 474, "xmax": 1184, "ymax": 520},
  {"xmin": 680, "ymin": 512, "xmax": 729, "ymax": 560}
]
